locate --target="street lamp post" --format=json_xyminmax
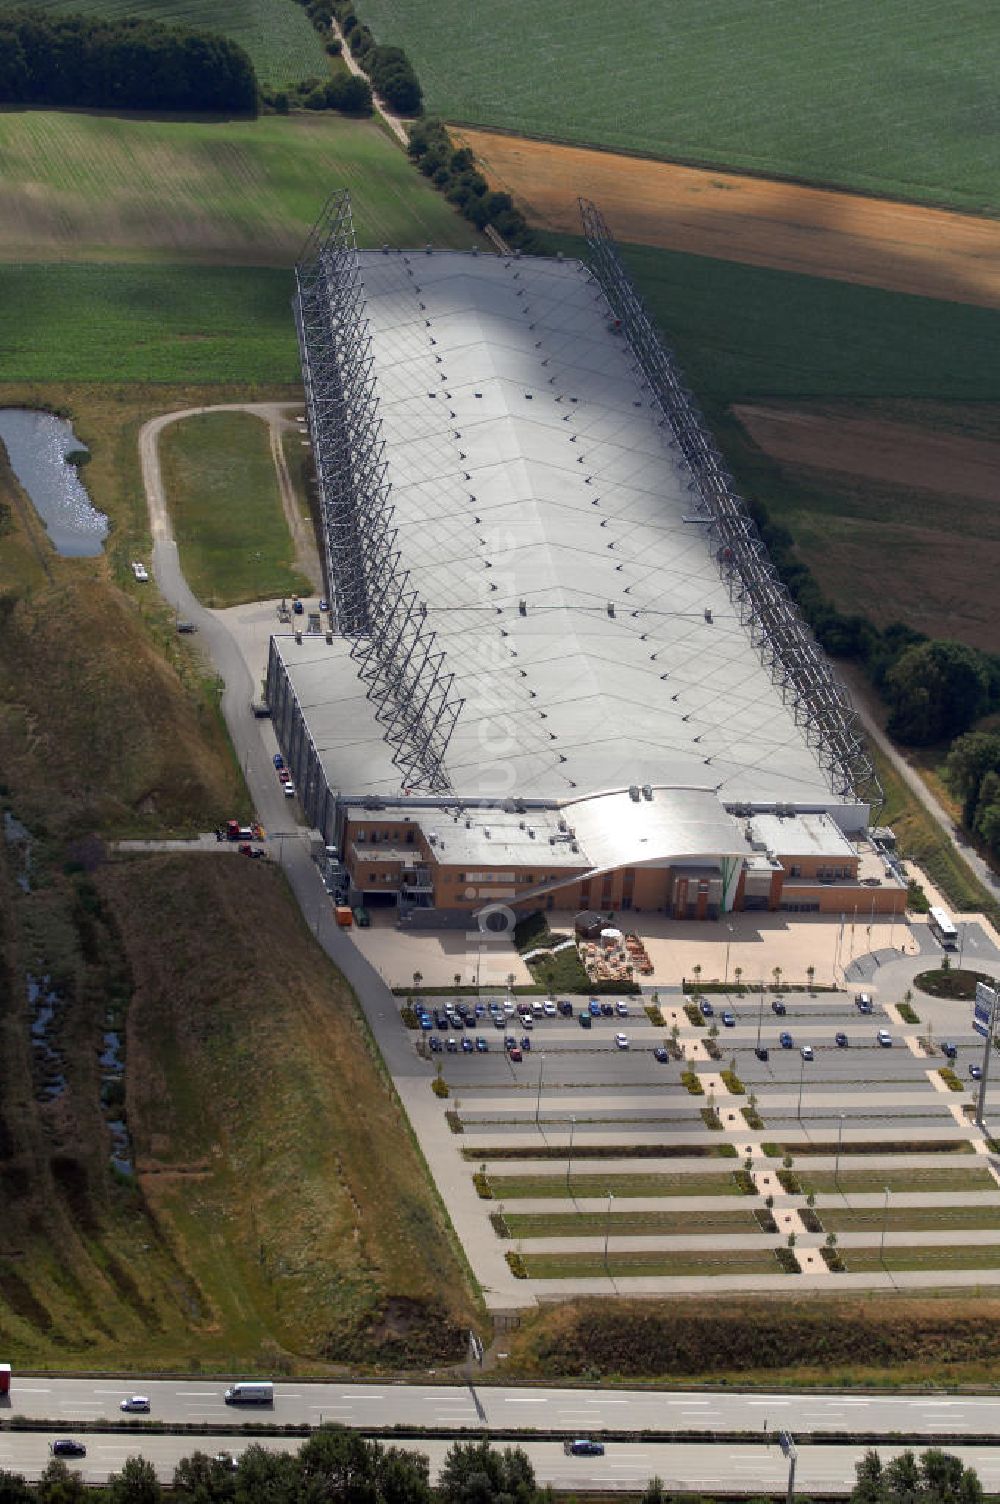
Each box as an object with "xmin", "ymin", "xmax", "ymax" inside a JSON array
[
  {"xmin": 797, "ymin": 1054, "xmax": 806, "ymax": 1122},
  {"xmin": 565, "ymin": 1116, "xmax": 576, "ymax": 1195},
  {"xmin": 756, "ymin": 989, "xmax": 764, "ymax": 1052},
  {"xmin": 835, "ymin": 1113, "xmax": 845, "ymax": 1189},
  {"xmin": 535, "ymin": 1055, "xmax": 545, "ymax": 1125},
  {"xmin": 880, "ymin": 1185, "xmax": 891, "ymax": 1266},
  {"xmin": 603, "ymin": 1190, "xmax": 614, "ymax": 1277},
  {"xmin": 724, "ymin": 923, "xmax": 734, "ymax": 987},
  {"xmin": 959, "ymin": 923, "xmax": 966, "ymax": 971}
]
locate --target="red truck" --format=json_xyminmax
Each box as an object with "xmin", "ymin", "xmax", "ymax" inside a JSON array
[{"xmin": 0, "ymin": 1363, "xmax": 11, "ymax": 1397}]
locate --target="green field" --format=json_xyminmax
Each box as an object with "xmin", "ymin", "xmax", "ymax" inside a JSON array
[
  {"xmin": 0, "ymin": 0, "xmax": 328, "ymax": 86},
  {"xmin": 507, "ymin": 1209, "xmax": 756, "ymax": 1238},
  {"xmin": 160, "ymin": 411, "xmax": 311, "ymax": 606},
  {"xmin": 358, "ymin": 0, "xmax": 1000, "ymax": 214},
  {"xmin": 0, "ymin": 111, "xmax": 470, "ymax": 266},
  {"xmin": 522, "ymin": 1249, "xmax": 780, "ymax": 1278},
  {"xmin": 490, "ymin": 1171, "xmax": 742, "ymax": 1199}
]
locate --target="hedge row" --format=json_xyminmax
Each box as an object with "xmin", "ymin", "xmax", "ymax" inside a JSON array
[
  {"xmin": 408, "ymin": 118, "xmax": 535, "ymax": 251},
  {"xmin": 327, "ymin": 0, "xmax": 422, "ymax": 115}
]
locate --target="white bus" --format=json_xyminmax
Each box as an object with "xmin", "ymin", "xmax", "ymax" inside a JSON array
[{"xmin": 928, "ymin": 906, "xmax": 959, "ymax": 950}]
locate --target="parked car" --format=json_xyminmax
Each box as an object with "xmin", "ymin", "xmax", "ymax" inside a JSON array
[
  {"xmin": 428, "ymin": 1036, "xmax": 442, "ymax": 1053},
  {"xmin": 558, "ymin": 1000, "xmax": 573, "ymax": 1016},
  {"xmin": 120, "ymin": 1397, "xmax": 150, "ymax": 1413},
  {"xmin": 520, "ymin": 1036, "xmax": 532, "ymax": 1052},
  {"xmin": 272, "ymin": 754, "xmax": 284, "ymax": 769},
  {"xmin": 319, "ymin": 598, "xmax": 330, "ymax": 613},
  {"xmin": 579, "ymin": 1012, "xmax": 592, "ymax": 1029},
  {"xmin": 616, "ymin": 1001, "xmax": 629, "ymax": 1017},
  {"xmin": 601, "ymin": 1001, "xmax": 614, "ymax": 1017},
  {"xmin": 520, "ymin": 1015, "xmax": 534, "ymax": 1030},
  {"xmin": 278, "ymin": 768, "xmax": 291, "ymax": 783},
  {"xmin": 755, "ymin": 1045, "xmax": 769, "ymax": 1062},
  {"xmin": 565, "ymin": 1440, "xmax": 605, "ymax": 1457},
  {"xmin": 835, "ymin": 1032, "xmax": 849, "ymax": 1048},
  {"xmin": 51, "ymin": 1441, "xmax": 87, "ymax": 1458},
  {"xmin": 856, "ymin": 992, "xmax": 874, "ymax": 1013},
  {"xmin": 615, "ymin": 1032, "xmax": 630, "ymax": 1050},
  {"xmin": 508, "ymin": 1046, "xmax": 522, "ymax": 1062},
  {"xmin": 446, "ymin": 1037, "xmax": 459, "ymax": 1053},
  {"xmin": 475, "ymin": 1036, "xmax": 489, "ymax": 1053},
  {"xmin": 800, "ymin": 1044, "xmax": 814, "ymax": 1061},
  {"xmin": 283, "ymin": 782, "xmax": 296, "ymax": 798},
  {"xmin": 531, "ymin": 999, "xmax": 544, "ymax": 1016},
  {"xmin": 589, "ymin": 999, "xmax": 602, "ymax": 1017},
  {"xmin": 721, "ymin": 1010, "xmax": 736, "ymax": 1027},
  {"xmin": 419, "ymin": 1014, "xmax": 433, "ymax": 1031},
  {"xmin": 877, "ymin": 1029, "xmax": 893, "ymax": 1047},
  {"xmin": 493, "ymin": 1014, "xmax": 505, "ymax": 1029},
  {"xmin": 779, "ymin": 1031, "xmax": 794, "ymax": 1049},
  {"xmin": 461, "ymin": 1037, "xmax": 473, "ymax": 1053},
  {"xmin": 771, "ymin": 999, "xmax": 787, "ymax": 1016},
  {"xmin": 292, "ymin": 597, "xmax": 304, "ymax": 614},
  {"xmin": 970, "ymin": 1063, "xmax": 983, "ymax": 1080},
  {"xmin": 942, "ymin": 1041, "xmax": 958, "ymax": 1059},
  {"xmin": 653, "ymin": 1046, "xmax": 669, "ymax": 1063},
  {"xmin": 543, "ymin": 1000, "xmax": 557, "ymax": 1017},
  {"xmin": 699, "ymin": 999, "xmax": 714, "ymax": 1017}
]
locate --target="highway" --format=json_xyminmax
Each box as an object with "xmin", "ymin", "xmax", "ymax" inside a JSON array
[
  {"xmin": 6, "ymin": 1435, "xmax": 1000, "ymax": 1491},
  {"xmin": 8, "ymin": 1377, "xmax": 1000, "ymax": 1437}
]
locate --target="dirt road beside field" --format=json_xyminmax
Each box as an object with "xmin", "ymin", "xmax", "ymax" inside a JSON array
[{"xmin": 453, "ymin": 128, "xmax": 1000, "ymax": 309}]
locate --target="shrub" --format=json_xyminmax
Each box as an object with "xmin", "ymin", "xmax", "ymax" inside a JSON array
[
  {"xmin": 700, "ymin": 1106, "xmax": 722, "ymax": 1130},
  {"xmin": 800, "ymin": 1208, "xmax": 824, "ymax": 1233},
  {"xmin": 898, "ymin": 1002, "xmax": 920, "ymax": 1024},
  {"xmin": 754, "ymin": 1208, "xmax": 778, "ymax": 1233},
  {"xmin": 742, "ymin": 1105, "xmax": 764, "ymax": 1130},
  {"xmin": 506, "ymin": 1251, "xmax": 527, "ymax": 1278},
  {"xmin": 680, "ymin": 1069, "xmax": 704, "ymax": 1096},
  {"xmin": 645, "ymin": 1004, "xmax": 665, "ymax": 1026},
  {"xmin": 683, "ymin": 1003, "xmax": 705, "ymax": 1027},
  {"xmin": 733, "ymin": 1170, "xmax": 756, "ymax": 1195},
  {"xmin": 775, "ymin": 1247, "xmax": 801, "ymax": 1273},
  {"xmin": 431, "ymin": 1076, "xmax": 449, "ymax": 1098},
  {"xmin": 400, "ymin": 1006, "xmax": 419, "ymax": 1028},
  {"xmin": 720, "ymin": 1069, "xmax": 745, "ymax": 1094},
  {"xmin": 777, "ymin": 1169, "xmax": 801, "ymax": 1194},
  {"xmin": 473, "ymin": 1173, "xmax": 492, "ymax": 1200}
]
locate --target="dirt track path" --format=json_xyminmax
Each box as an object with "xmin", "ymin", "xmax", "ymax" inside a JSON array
[
  {"xmin": 453, "ymin": 127, "xmax": 1000, "ymax": 310},
  {"xmin": 140, "ymin": 401, "xmax": 321, "ymax": 591}
]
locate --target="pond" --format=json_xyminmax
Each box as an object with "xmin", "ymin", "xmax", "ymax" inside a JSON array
[{"xmin": 0, "ymin": 408, "xmax": 108, "ymax": 556}]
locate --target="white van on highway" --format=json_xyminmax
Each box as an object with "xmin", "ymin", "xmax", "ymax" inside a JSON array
[{"xmin": 224, "ymin": 1381, "xmax": 274, "ymax": 1406}]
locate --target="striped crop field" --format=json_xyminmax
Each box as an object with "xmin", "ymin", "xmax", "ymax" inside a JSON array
[
  {"xmin": 0, "ymin": 111, "xmax": 470, "ymax": 265},
  {"xmin": 0, "ymin": 0, "xmax": 327, "ymax": 86},
  {"xmin": 358, "ymin": 0, "xmax": 1000, "ymax": 215}
]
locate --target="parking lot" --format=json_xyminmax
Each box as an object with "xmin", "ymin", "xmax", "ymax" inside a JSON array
[{"xmin": 396, "ymin": 961, "xmax": 1000, "ymax": 1298}]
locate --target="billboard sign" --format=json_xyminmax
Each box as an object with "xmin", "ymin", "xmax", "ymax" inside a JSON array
[{"xmin": 974, "ymin": 981, "xmax": 997, "ymax": 1039}]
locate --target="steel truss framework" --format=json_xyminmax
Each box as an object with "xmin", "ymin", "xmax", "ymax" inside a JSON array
[
  {"xmin": 293, "ymin": 190, "xmax": 463, "ymax": 793},
  {"xmin": 579, "ymin": 198, "xmax": 881, "ymax": 810}
]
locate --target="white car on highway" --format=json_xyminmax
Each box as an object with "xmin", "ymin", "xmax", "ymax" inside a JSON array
[{"xmin": 120, "ymin": 1395, "xmax": 150, "ymax": 1413}]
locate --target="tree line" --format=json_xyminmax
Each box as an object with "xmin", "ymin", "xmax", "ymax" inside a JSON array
[
  {"xmin": 0, "ymin": 1437, "xmax": 984, "ymax": 1504},
  {"xmin": 0, "ymin": 10, "xmax": 258, "ymax": 113}
]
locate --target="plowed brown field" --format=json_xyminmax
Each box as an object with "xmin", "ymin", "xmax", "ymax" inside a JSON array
[{"xmin": 453, "ymin": 128, "xmax": 1000, "ymax": 310}]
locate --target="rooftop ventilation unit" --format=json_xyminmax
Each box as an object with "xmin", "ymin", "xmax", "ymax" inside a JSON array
[
  {"xmin": 628, "ymin": 785, "xmax": 641, "ymax": 802},
  {"xmin": 642, "ymin": 784, "xmax": 653, "ymax": 800},
  {"xmin": 527, "ymin": 828, "xmax": 535, "ymax": 839},
  {"xmin": 484, "ymin": 828, "xmax": 491, "ymax": 839},
  {"xmin": 704, "ymin": 607, "xmax": 713, "ymax": 624}
]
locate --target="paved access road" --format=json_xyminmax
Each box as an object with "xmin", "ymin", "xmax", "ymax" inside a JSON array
[
  {"xmin": 10, "ymin": 1378, "xmax": 1000, "ymax": 1436},
  {"xmin": 7, "ymin": 1435, "xmax": 1000, "ymax": 1492}
]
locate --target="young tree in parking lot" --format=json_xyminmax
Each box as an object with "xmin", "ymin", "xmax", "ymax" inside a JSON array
[
  {"xmin": 806, "ymin": 965, "xmax": 816, "ymax": 991},
  {"xmin": 772, "ymin": 966, "xmax": 783, "ymax": 990},
  {"xmin": 734, "ymin": 965, "xmax": 743, "ymax": 989},
  {"xmin": 413, "ymin": 969, "xmax": 423, "ymax": 988},
  {"xmin": 692, "ymin": 964, "xmax": 702, "ymax": 988}
]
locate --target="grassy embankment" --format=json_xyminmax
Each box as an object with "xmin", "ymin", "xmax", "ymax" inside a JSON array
[
  {"xmin": 502, "ymin": 1297, "xmax": 1000, "ymax": 1388},
  {"xmin": 358, "ymin": 0, "xmax": 1000, "ymax": 215},
  {"xmin": 159, "ymin": 411, "xmax": 312, "ymax": 607},
  {"xmin": 0, "ymin": 0, "xmax": 330, "ymax": 88}
]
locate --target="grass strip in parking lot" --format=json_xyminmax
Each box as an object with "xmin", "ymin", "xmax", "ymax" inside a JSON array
[
  {"xmin": 489, "ymin": 1171, "xmax": 744, "ymax": 1199},
  {"xmin": 522, "ymin": 1249, "xmax": 781, "ymax": 1278},
  {"xmin": 844, "ymin": 1246, "xmax": 1000, "ymax": 1273},
  {"xmin": 762, "ymin": 1139, "xmax": 973, "ymax": 1157},
  {"xmin": 802, "ymin": 1167, "xmax": 997, "ymax": 1195},
  {"xmin": 506, "ymin": 1209, "xmax": 758, "ymax": 1238},
  {"xmin": 463, "ymin": 1143, "xmax": 739, "ymax": 1161},
  {"xmin": 823, "ymin": 1205, "xmax": 1000, "ymax": 1233}
]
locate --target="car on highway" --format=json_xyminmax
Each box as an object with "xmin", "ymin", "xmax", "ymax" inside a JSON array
[
  {"xmin": 877, "ymin": 1029, "xmax": 893, "ymax": 1047},
  {"xmin": 653, "ymin": 1046, "xmax": 669, "ymax": 1063},
  {"xmin": 615, "ymin": 1032, "xmax": 630, "ymax": 1049},
  {"xmin": 508, "ymin": 1045, "xmax": 522, "ymax": 1062},
  {"xmin": 835, "ymin": 1032, "xmax": 849, "ymax": 1048},
  {"xmin": 970, "ymin": 1063, "xmax": 983, "ymax": 1080},
  {"xmin": 779, "ymin": 1031, "xmax": 793, "ymax": 1049},
  {"xmin": 771, "ymin": 999, "xmax": 787, "ymax": 1015},
  {"xmin": 755, "ymin": 1045, "xmax": 769, "ymax": 1061},
  {"xmin": 565, "ymin": 1439, "xmax": 605, "ymax": 1457},
  {"xmin": 721, "ymin": 1010, "xmax": 736, "ymax": 1027},
  {"xmin": 51, "ymin": 1440, "xmax": 87, "ymax": 1458},
  {"xmin": 699, "ymin": 999, "xmax": 714, "ymax": 1017},
  {"xmin": 475, "ymin": 1036, "xmax": 489, "ymax": 1052},
  {"xmin": 800, "ymin": 1044, "xmax": 814, "ymax": 1061},
  {"xmin": 120, "ymin": 1396, "xmax": 151, "ymax": 1413},
  {"xmin": 942, "ymin": 1041, "xmax": 958, "ymax": 1059}
]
